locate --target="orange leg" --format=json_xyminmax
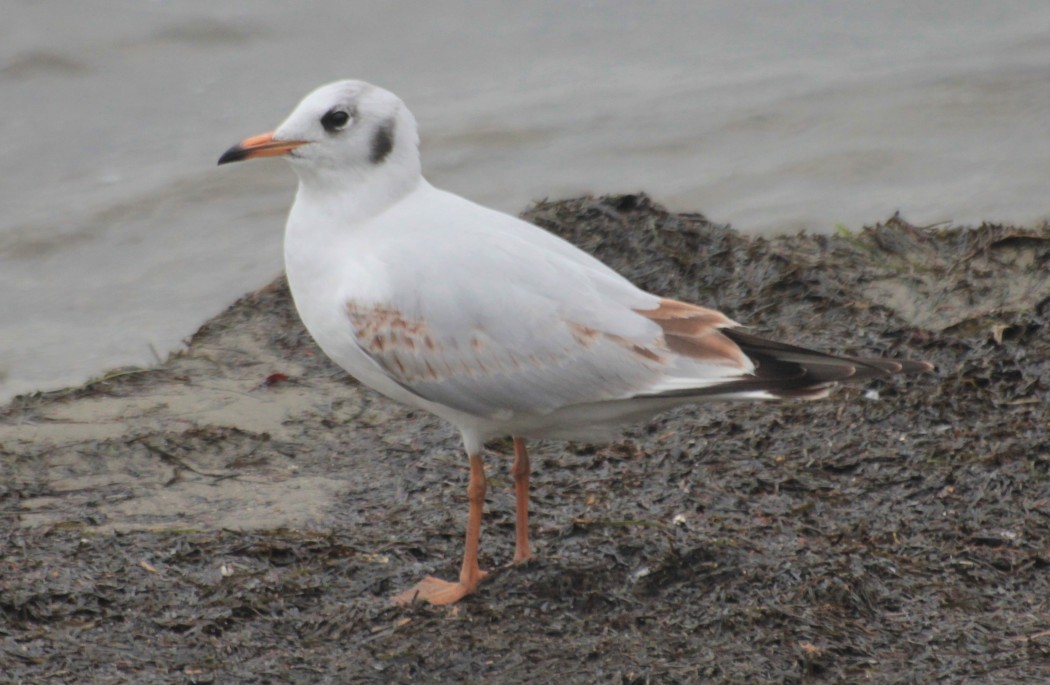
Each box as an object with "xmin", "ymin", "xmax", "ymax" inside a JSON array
[
  {"xmin": 512, "ymin": 436, "xmax": 531, "ymax": 564},
  {"xmin": 392, "ymin": 452, "xmax": 488, "ymax": 605}
]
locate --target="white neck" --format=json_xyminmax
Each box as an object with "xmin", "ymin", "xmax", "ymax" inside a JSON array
[{"xmin": 294, "ymin": 162, "xmax": 422, "ymax": 225}]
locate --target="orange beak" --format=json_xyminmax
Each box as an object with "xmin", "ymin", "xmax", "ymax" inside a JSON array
[{"xmin": 217, "ymin": 132, "xmax": 307, "ymax": 165}]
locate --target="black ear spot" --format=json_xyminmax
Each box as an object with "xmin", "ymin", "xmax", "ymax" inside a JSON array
[{"xmin": 369, "ymin": 120, "xmax": 395, "ymax": 164}]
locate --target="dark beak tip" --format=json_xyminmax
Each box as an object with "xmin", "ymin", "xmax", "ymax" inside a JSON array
[{"xmin": 217, "ymin": 144, "xmax": 246, "ymax": 166}]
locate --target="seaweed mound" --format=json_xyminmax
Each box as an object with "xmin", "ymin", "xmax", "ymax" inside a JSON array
[{"xmin": 2, "ymin": 195, "xmax": 1048, "ymax": 683}]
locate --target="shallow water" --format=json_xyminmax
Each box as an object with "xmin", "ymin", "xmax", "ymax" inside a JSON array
[{"xmin": 3, "ymin": 0, "xmax": 1049, "ymax": 401}]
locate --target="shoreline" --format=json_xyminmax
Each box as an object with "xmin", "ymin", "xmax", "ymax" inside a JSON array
[{"xmin": 3, "ymin": 195, "xmax": 1048, "ymax": 682}]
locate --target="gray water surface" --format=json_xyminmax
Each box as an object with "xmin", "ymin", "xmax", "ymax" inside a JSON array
[{"xmin": 3, "ymin": 0, "xmax": 1049, "ymax": 401}]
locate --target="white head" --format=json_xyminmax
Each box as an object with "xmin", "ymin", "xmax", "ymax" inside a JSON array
[{"xmin": 219, "ymin": 80, "xmax": 422, "ymax": 195}]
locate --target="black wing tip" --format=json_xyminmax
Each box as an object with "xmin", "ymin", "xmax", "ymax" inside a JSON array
[
  {"xmin": 904, "ymin": 360, "xmax": 935, "ymax": 374},
  {"xmin": 640, "ymin": 327, "xmax": 933, "ymax": 403},
  {"xmin": 853, "ymin": 357, "xmax": 934, "ymax": 376},
  {"xmin": 722, "ymin": 328, "xmax": 934, "ymax": 376}
]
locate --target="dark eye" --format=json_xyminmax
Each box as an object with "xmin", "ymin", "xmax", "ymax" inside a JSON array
[{"xmin": 321, "ymin": 109, "xmax": 351, "ymax": 133}]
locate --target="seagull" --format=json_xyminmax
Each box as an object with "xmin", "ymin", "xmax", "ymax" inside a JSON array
[{"xmin": 218, "ymin": 80, "xmax": 931, "ymax": 605}]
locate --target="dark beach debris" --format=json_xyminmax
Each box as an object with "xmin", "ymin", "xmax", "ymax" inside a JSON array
[{"xmin": 2, "ymin": 194, "xmax": 1049, "ymax": 683}]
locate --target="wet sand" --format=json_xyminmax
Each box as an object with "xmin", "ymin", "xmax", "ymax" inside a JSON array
[{"xmin": 3, "ymin": 195, "xmax": 1048, "ymax": 683}]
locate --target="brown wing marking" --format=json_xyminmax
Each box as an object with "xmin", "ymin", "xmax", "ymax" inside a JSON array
[
  {"xmin": 345, "ymin": 301, "xmax": 665, "ymax": 385},
  {"xmin": 567, "ymin": 322, "xmax": 667, "ymax": 365},
  {"xmin": 346, "ymin": 301, "xmax": 446, "ymax": 382},
  {"xmin": 634, "ymin": 298, "xmax": 750, "ymax": 369},
  {"xmin": 634, "ymin": 298, "xmax": 932, "ymax": 401}
]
